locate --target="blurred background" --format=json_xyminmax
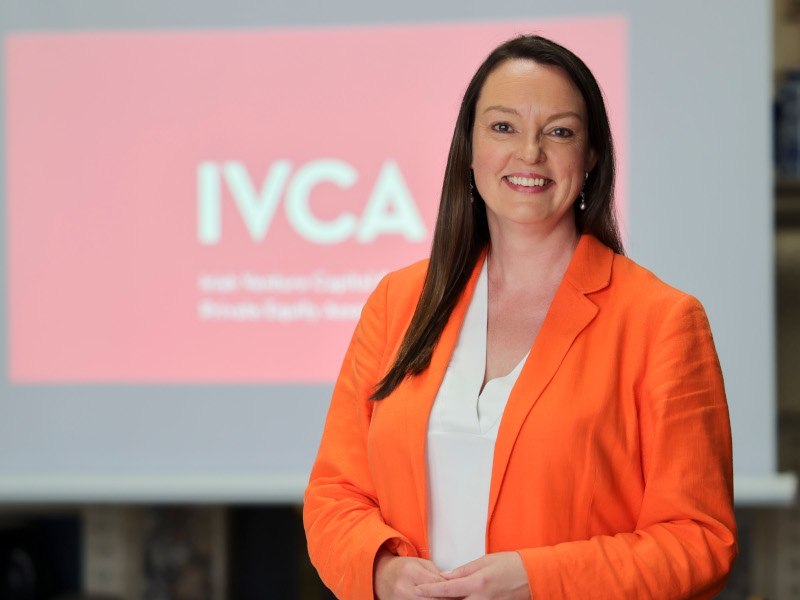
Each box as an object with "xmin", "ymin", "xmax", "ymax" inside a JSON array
[{"xmin": 0, "ymin": 0, "xmax": 798, "ymax": 598}]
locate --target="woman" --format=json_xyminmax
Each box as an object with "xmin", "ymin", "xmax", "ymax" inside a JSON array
[{"xmin": 304, "ymin": 35, "xmax": 737, "ymax": 599}]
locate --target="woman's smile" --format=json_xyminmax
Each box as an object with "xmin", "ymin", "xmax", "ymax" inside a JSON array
[{"xmin": 503, "ymin": 173, "xmax": 555, "ymax": 193}]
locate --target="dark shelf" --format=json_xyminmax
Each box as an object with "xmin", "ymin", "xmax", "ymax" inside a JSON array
[
  {"xmin": 777, "ymin": 178, "xmax": 800, "ymax": 194},
  {"xmin": 777, "ymin": 179, "xmax": 800, "ymax": 227}
]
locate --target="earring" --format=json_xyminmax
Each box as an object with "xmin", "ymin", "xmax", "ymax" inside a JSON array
[{"xmin": 578, "ymin": 171, "xmax": 588, "ymax": 211}]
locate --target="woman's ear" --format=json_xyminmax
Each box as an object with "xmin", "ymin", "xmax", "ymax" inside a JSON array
[{"xmin": 587, "ymin": 148, "xmax": 598, "ymax": 172}]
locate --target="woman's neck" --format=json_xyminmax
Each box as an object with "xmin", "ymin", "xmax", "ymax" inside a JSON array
[{"xmin": 486, "ymin": 222, "xmax": 579, "ymax": 292}]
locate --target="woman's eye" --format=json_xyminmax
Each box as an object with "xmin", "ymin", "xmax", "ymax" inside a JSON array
[
  {"xmin": 491, "ymin": 122, "xmax": 514, "ymax": 133},
  {"xmin": 550, "ymin": 127, "xmax": 574, "ymax": 138}
]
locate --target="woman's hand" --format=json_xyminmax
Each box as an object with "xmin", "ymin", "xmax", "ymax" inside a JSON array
[
  {"xmin": 374, "ymin": 546, "xmax": 446, "ymax": 599},
  {"xmin": 413, "ymin": 551, "xmax": 530, "ymax": 599}
]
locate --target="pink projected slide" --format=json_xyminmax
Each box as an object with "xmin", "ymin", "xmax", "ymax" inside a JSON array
[{"xmin": 6, "ymin": 18, "xmax": 627, "ymax": 383}]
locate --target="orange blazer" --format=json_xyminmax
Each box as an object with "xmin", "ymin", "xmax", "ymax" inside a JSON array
[{"xmin": 304, "ymin": 234, "xmax": 737, "ymax": 599}]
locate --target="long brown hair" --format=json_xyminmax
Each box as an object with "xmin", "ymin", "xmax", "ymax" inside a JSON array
[{"xmin": 371, "ymin": 35, "xmax": 624, "ymax": 400}]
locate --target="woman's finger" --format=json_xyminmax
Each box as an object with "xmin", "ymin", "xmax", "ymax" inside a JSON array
[{"xmin": 414, "ymin": 577, "xmax": 471, "ymax": 598}]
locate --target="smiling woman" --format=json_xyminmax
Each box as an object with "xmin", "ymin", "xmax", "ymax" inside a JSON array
[{"xmin": 304, "ymin": 35, "xmax": 737, "ymax": 600}]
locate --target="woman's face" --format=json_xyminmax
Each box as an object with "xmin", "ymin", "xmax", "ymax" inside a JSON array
[{"xmin": 471, "ymin": 59, "xmax": 596, "ymax": 236}]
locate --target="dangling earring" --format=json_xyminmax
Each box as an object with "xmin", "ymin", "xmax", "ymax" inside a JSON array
[{"xmin": 579, "ymin": 172, "xmax": 588, "ymax": 211}]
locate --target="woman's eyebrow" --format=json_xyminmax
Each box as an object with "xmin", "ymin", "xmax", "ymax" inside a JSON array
[
  {"xmin": 546, "ymin": 111, "xmax": 583, "ymax": 122},
  {"xmin": 481, "ymin": 106, "xmax": 584, "ymax": 122},
  {"xmin": 482, "ymin": 105, "xmax": 519, "ymax": 116}
]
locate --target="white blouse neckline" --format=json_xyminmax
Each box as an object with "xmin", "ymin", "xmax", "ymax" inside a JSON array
[{"xmin": 428, "ymin": 259, "xmax": 529, "ymax": 434}]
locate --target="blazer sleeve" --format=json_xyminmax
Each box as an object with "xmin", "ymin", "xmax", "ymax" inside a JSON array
[
  {"xmin": 519, "ymin": 294, "xmax": 737, "ymax": 599},
  {"xmin": 303, "ymin": 274, "xmax": 418, "ymax": 600}
]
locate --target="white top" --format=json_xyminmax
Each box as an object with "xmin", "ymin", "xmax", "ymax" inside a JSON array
[{"xmin": 426, "ymin": 260, "xmax": 529, "ymax": 571}]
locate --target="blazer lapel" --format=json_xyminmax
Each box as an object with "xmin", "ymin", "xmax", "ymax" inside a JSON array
[
  {"xmin": 403, "ymin": 253, "xmax": 487, "ymax": 554},
  {"xmin": 487, "ymin": 235, "xmax": 614, "ymax": 523}
]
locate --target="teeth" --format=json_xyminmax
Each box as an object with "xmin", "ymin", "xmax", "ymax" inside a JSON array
[{"xmin": 507, "ymin": 176, "xmax": 549, "ymax": 187}]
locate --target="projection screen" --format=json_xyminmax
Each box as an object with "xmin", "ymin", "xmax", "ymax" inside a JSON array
[{"xmin": 0, "ymin": 0, "xmax": 794, "ymax": 504}]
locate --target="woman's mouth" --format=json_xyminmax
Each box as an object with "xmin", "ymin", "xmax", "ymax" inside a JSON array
[{"xmin": 504, "ymin": 175, "xmax": 554, "ymax": 192}]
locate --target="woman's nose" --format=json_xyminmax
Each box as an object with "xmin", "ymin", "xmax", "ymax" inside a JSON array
[{"xmin": 518, "ymin": 136, "xmax": 545, "ymax": 163}]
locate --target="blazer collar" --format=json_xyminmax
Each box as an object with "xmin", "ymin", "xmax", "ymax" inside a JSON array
[{"xmin": 564, "ymin": 233, "xmax": 615, "ymax": 294}]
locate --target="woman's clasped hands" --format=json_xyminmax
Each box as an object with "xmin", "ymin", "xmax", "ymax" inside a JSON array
[{"xmin": 375, "ymin": 549, "xmax": 531, "ymax": 600}]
